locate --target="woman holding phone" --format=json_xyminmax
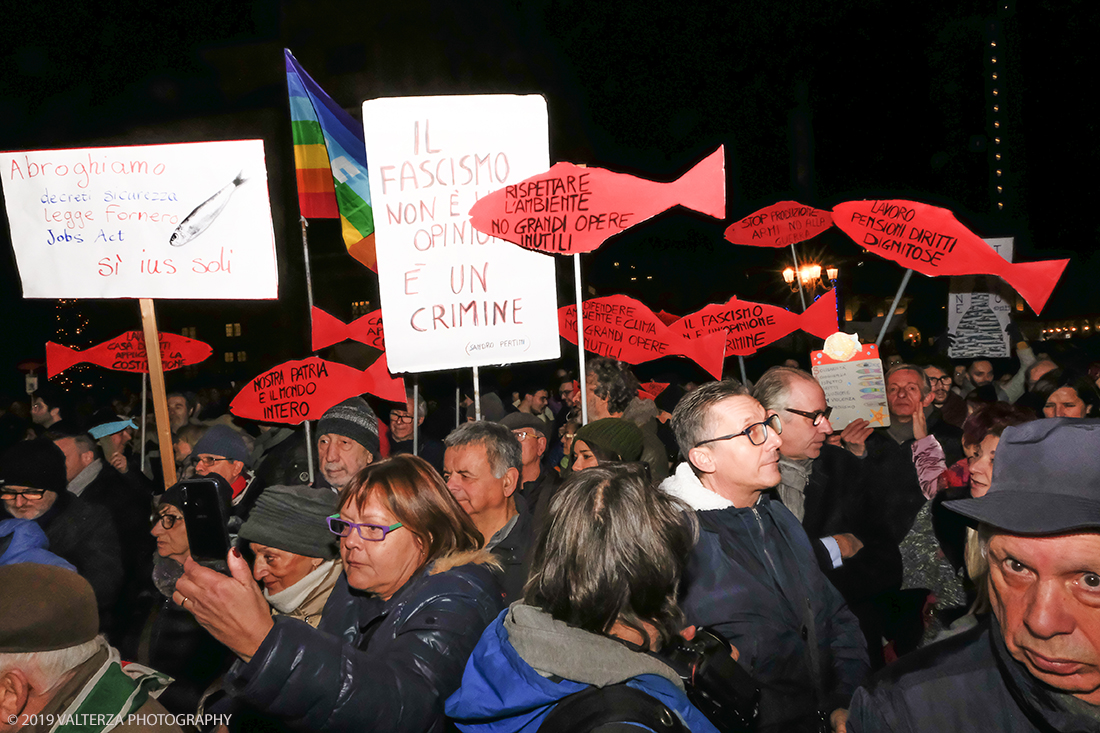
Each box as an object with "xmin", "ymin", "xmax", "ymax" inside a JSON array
[{"xmin": 174, "ymin": 454, "xmax": 504, "ymax": 733}]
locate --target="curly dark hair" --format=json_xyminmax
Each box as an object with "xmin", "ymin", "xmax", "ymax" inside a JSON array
[
  {"xmin": 525, "ymin": 463, "xmax": 698, "ymax": 651},
  {"xmin": 586, "ymin": 357, "xmax": 640, "ymax": 415}
]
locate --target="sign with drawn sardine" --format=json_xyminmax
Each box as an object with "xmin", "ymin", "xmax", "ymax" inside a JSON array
[{"xmin": 0, "ymin": 140, "xmax": 279, "ymax": 299}]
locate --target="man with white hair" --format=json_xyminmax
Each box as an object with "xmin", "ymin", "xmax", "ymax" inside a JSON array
[
  {"xmin": 0, "ymin": 563, "xmax": 179, "ymax": 733},
  {"xmin": 850, "ymin": 418, "xmax": 1100, "ymax": 731}
]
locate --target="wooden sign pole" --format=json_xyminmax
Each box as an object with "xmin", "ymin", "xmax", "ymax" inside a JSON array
[{"xmin": 139, "ymin": 299, "xmax": 177, "ymax": 487}]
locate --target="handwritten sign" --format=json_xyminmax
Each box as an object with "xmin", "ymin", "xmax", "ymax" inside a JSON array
[
  {"xmin": 831, "ymin": 199, "xmax": 1067, "ymax": 313},
  {"xmin": 724, "ymin": 201, "xmax": 832, "ymax": 248},
  {"xmin": 362, "ymin": 95, "xmax": 559, "ymax": 373},
  {"xmin": 231, "ymin": 355, "xmax": 406, "ymax": 425},
  {"xmin": 948, "ymin": 237, "xmax": 1014, "ymax": 359},
  {"xmin": 46, "ymin": 331, "xmax": 212, "ymax": 378},
  {"xmin": 811, "ymin": 344, "xmax": 890, "ymax": 429},
  {"xmin": 559, "ymin": 295, "xmax": 725, "ymax": 379},
  {"xmin": 469, "ymin": 147, "xmax": 725, "ymax": 255},
  {"xmin": 312, "ymin": 306, "xmax": 385, "ymax": 352},
  {"xmin": 1, "ymin": 141, "xmax": 278, "ymax": 299},
  {"xmin": 669, "ymin": 290, "xmax": 837, "ymax": 357}
]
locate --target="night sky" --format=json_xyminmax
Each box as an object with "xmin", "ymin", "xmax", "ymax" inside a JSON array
[{"xmin": 3, "ymin": 0, "xmax": 1098, "ymax": 396}]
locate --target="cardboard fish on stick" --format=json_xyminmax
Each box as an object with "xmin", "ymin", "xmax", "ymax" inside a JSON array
[
  {"xmin": 558, "ymin": 294, "xmax": 725, "ymax": 379},
  {"xmin": 311, "ymin": 306, "xmax": 385, "ymax": 352},
  {"xmin": 670, "ymin": 290, "xmax": 838, "ymax": 357},
  {"xmin": 468, "ymin": 147, "xmax": 726, "ymax": 255},
  {"xmin": 724, "ymin": 201, "xmax": 833, "ymax": 248},
  {"xmin": 46, "ymin": 331, "xmax": 212, "ymax": 378},
  {"xmin": 230, "ymin": 355, "xmax": 406, "ymax": 425},
  {"xmin": 832, "ymin": 199, "xmax": 1068, "ymax": 313}
]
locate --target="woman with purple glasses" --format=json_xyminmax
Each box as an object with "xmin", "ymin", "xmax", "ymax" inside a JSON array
[{"xmin": 173, "ymin": 454, "xmax": 504, "ymax": 733}]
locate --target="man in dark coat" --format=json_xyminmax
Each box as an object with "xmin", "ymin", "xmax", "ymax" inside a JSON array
[
  {"xmin": 662, "ymin": 379, "xmax": 869, "ymax": 733},
  {"xmin": 863, "ymin": 364, "xmax": 964, "ymax": 546},
  {"xmin": 849, "ymin": 418, "xmax": 1100, "ymax": 732},
  {"xmin": 443, "ymin": 421, "xmax": 532, "ymax": 603},
  {"xmin": 0, "ymin": 438, "xmax": 123, "ymax": 631},
  {"xmin": 499, "ymin": 412, "xmax": 560, "ymax": 520},
  {"xmin": 754, "ymin": 367, "xmax": 903, "ymax": 669}
]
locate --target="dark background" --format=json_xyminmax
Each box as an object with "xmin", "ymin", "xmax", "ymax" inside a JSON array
[{"xmin": 2, "ymin": 0, "xmax": 1097, "ymax": 398}]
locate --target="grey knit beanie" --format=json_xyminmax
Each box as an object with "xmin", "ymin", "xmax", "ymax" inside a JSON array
[
  {"xmin": 318, "ymin": 397, "xmax": 380, "ymax": 456},
  {"xmin": 239, "ymin": 484, "xmax": 340, "ymax": 559}
]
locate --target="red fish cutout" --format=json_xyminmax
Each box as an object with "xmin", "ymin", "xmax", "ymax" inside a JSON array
[
  {"xmin": 468, "ymin": 147, "xmax": 725, "ymax": 255},
  {"xmin": 832, "ymin": 199, "xmax": 1068, "ymax": 313},
  {"xmin": 230, "ymin": 354, "xmax": 406, "ymax": 425},
  {"xmin": 558, "ymin": 295, "xmax": 726, "ymax": 379},
  {"xmin": 47, "ymin": 332, "xmax": 212, "ymax": 379},
  {"xmin": 724, "ymin": 201, "xmax": 833, "ymax": 248},
  {"xmin": 311, "ymin": 306, "xmax": 385, "ymax": 352},
  {"xmin": 639, "ymin": 382, "xmax": 670, "ymax": 401},
  {"xmin": 670, "ymin": 290, "xmax": 838, "ymax": 357}
]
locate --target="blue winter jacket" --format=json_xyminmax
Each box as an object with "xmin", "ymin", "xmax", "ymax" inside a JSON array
[
  {"xmin": 446, "ymin": 606, "xmax": 721, "ymax": 733},
  {"xmin": 223, "ymin": 550, "xmax": 504, "ymax": 733},
  {"xmin": 0, "ymin": 517, "xmax": 76, "ymax": 570},
  {"xmin": 662, "ymin": 464, "xmax": 870, "ymax": 732}
]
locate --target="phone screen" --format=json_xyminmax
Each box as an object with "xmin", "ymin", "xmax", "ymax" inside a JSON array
[{"xmin": 180, "ymin": 479, "xmax": 230, "ymax": 562}]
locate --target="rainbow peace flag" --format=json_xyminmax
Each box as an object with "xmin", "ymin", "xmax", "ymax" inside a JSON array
[{"xmin": 285, "ymin": 49, "xmax": 376, "ymax": 270}]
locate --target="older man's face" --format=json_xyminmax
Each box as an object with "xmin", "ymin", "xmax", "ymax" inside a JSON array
[
  {"xmin": 886, "ymin": 369, "xmax": 925, "ymax": 419},
  {"xmin": 988, "ymin": 532, "xmax": 1100, "ymax": 704},
  {"xmin": 1, "ymin": 486, "xmax": 58, "ymax": 520},
  {"xmin": 317, "ymin": 433, "xmax": 372, "ymax": 488}
]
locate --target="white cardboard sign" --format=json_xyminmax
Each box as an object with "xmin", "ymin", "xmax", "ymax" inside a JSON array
[
  {"xmin": 948, "ymin": 237, "xmax": 1014, "ymax": 359},
  {"xmin": 363, "ymin": 95, "xmax": 560, "ymax": 374},
  {"xmin": 810, "ymin": 343, "xmax": 891, "ymax": 430},
  {"xmin": 1, "ymin": 140, "xmax": 278, "ymax": 299}
]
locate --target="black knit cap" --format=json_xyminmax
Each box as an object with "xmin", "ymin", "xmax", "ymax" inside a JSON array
[
  {"xmin": 318, "ymin": 397, "xmax": 380, "ymax": 456},
  {"xmin": 0, "ymin": 563, "xmax": 98, "ymax": 651},
  {"xmin": 0, "ymin": 438, "xmax": 68, "ymax": 494},
  {"xmin": 239, "ymin": 484, "xmax": 340, "ymax": 559}
]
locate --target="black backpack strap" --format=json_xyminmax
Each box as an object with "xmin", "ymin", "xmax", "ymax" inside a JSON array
[{"xmin": 538, "ymin": 683, "xmax": 687, "ymax": 733}]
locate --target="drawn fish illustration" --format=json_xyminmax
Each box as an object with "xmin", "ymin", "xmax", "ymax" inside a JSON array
[
  {"xmin": 311, "ymin": 306, "xmax": 385, "ymax": 352},
  {"xmin": 169, "ymin": 172, "xmax": 246, "ymax": 247},
  {"xmin": 46, "ymin": 331, "xmax": 212, "ymax": 378},
  {"xmin": 558, "ymin": 294, "xmax": 726, "ymax": 379},
  {"xmin": 724, "ymin": 201, "xmax": 833, "ymax": 248},
  {"xmin": 230, "ymin": 355, "xmax": 406, "ymax": 425},
  {"xmin": 832, "ymin": 199, "xmax": 1069, "ymax": 313},
  {"xmin": 469, "ymin": 147, "xmax": 725, "ymax": 255},
  {"xmin": 670, "ymin": 290, "xmax": 838, "ymax": 357}
]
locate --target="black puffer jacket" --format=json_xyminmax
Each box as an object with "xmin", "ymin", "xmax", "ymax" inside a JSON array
[{"xmin": 223, "ymin": 550, "xmax": 504, "ymax": 733}]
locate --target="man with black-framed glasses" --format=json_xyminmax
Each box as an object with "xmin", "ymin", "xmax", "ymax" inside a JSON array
[
  {"xmin": 755, "ymin": 366, "xmax": 904, "ymax": 672},
  {"xmin": 660, "ymin": 379, "xmax": 869, "ymax": 733}
]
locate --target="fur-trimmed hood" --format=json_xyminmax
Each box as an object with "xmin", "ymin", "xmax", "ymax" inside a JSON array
[{"xmin": 430, "ymin": 548, "xmax": 501, "ymax": 575}]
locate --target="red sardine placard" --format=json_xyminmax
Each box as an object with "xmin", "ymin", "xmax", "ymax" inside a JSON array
[
  {"xmin": 670, "ymin": 290, "xmax": 838, "ymax": 357},
  {"xmin": 724, "ymin": 201, "xmax": 833, "ymax": 248},
  {"xmin": 311, "ymin": 306, "xmax": 385, "ymax": 352},
  {"xmin": 832, "ymin": 199, "xmax": 1068, "ymax": 313},
  {"xmin": 230, "ymin": 355, "xmax": 406, "ymax": 425},
  {"xmin": 558, "ymin": 295, "xmax": 725, "ymax": 379},
  {"xmin": 47, "ymin": 331, "xmax": 212, "ymax": 378},
  {"xmin": 468, "ymin": 147, "xmax": 725, "ymax": 255}
]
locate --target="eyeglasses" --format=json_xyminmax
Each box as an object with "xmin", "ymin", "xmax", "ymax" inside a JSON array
[
  {"xmin": 153, "ymin": 513, "xmax": 181, "ymax": 530},
  {"xmin": 390, "ymin": 412, "xmax": 413, "ymax": 423},
  {"xmin": 195, "ymin": 455, "xmax": 228, "ymax": 467},
  {"xmin": 0, "ymin": 489, "xmax": 46, "ymax": 501},
  {"xmin": 785, "ymin": 406, "xmax": 833, "ymax": 426},
  {"xmin": 513, "ymin": 430, "xmax": 538, "ymax": 441},
  {"xmin": 694, "ymin": 413, "xmax": 783, "ymax": 448},
  {"xmin": 327, "ymin": 515, "xmax": 404, "ymax": 541},
  {"xmin": 927, "ymin": 375, "xmax": 953, "ymax": 385}
]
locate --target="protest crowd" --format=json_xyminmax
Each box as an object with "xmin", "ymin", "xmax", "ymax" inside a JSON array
[{"xmin": 2, "ymin": 330, "xmax": 1100, "ymax": 733}]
